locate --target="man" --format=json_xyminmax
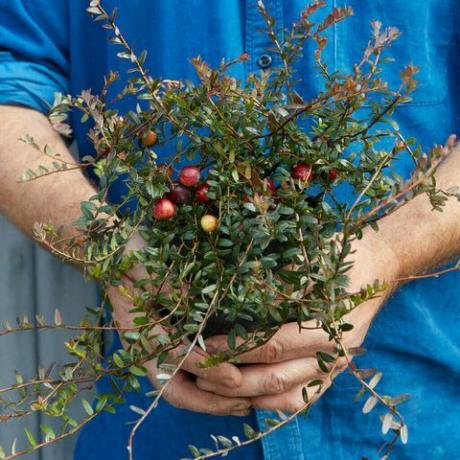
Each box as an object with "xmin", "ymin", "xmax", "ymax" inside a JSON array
[{"xmin": 0, "ymin": 1, "xmax": 459, "ymax": 459}]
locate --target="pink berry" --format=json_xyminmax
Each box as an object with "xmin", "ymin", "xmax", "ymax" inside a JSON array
[
  {"xmin": 152, "ymin": 198, "xmax": 176, "ymax": 220},
  {"xmin": 179, "ymin": 166, "xmax": 200, "ymax": 187}
]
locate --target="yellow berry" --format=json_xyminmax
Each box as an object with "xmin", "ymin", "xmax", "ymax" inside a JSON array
[{"xmin": 200, "ymin": 214, "xmax": 218, "ymax": 233}]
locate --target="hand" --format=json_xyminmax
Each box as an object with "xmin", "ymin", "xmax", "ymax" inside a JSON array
[
  {"xmin": 197, "ymin": 230, "xmax": 401, "ymax": 413},
  {"xmin": 108, "ymin": 232, "xmax": 251, "ymax": 416}
]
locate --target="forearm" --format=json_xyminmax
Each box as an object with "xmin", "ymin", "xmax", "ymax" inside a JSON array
[
  {"xmin": 0, "ymin": 105, "xmax": 97, "ymax": 239},
  {"xmin": 376, "ymin": 145, "xmax": 460, "ymax": 279}
]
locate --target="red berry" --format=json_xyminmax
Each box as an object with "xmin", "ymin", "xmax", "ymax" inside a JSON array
[
  {"xmin": 195, "ymin": 183, "xmax": 210, "ymax": 203},
  {"xmin": 141, "ymin": 130, "xmax": 157, "ymax": 147},
  {"xmin": 168, "ymin": 185, "xmax": 190, "ymax": 204},
  {"xmin": 152, "ymin": 198, "xmax": 176, "ymax": 220},
  {"xmin": 266, "ymin": 179, "xmax": 276, "ymax": 194},
  {"xmin": 179, "ymin": 166, "xmax": 201, "ymax": 187},
  {"xmin": 292, "ymin": 163, "xmax": 313, "ymax": 181},
  {"xmin": 328, "ymin": 169, "xmax": 338, "ymax": 181},
  {"xmin": 201, "ymin": 214, "xmax": 218, "ymax": 233},
  {"xmin": 240, "ymin": 52, "xmax": 250, "ymax": 61}
]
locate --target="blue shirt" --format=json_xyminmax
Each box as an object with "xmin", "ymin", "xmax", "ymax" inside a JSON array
[{"xmin": 1, "ymin": 1, "xmax": 460, "ymax": 459}]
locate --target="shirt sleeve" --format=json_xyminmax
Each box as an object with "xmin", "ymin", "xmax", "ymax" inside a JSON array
[{"xmin": 0, "ymin": 0, "xmax": 69, "ymax": 114}]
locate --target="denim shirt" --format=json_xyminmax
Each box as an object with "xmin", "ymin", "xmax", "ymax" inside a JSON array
[{"xmin": 1, "ymin": 2, "xmax": 459, "ymax": 459}]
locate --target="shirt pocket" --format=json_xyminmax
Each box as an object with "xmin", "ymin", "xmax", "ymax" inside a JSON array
[{"xmin": 332, "ymin": 0, "xmax": 454, "ymax": 107}]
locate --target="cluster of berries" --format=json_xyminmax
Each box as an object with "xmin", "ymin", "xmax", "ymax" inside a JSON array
[
  {"xmin": 152, "ymin": 165, "xmax": 218, "ymax": 233},
  {"xmin": 145, "ymin": 125, "xmax": 338, "ymax": 233},
  {"xmin": 138, "ymin": 130, "xmax": 218, "ymax": 233}
]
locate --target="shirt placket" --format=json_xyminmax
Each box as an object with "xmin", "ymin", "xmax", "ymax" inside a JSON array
[
  {"xmin": 245, "ymin": 0, "xmax": 284, "ymax": 74},
  {"xmin": 245, "ymin": 1, "xmax": 305, "ymax": 459}
]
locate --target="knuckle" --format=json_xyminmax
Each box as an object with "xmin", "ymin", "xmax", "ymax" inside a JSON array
[
  {"xmin": 207, "ymin": 394, "xmax": 232, "ymax": 416},
  {"xmin": 164, "ymin": 390, "xmax": 184, "ymax": 409},
  {"xmin": 285, "ymin": 399, "xmax": 306, "ymax": 414},
  {"xmin": 336, "ymin": 357, "xmax": 348, "ymax": 371},
  {"xmin": 261, "ymin": 340, "xmax": 283, "ymax": 363},
  {"xmin": 264, "ymin": 372, "xmax": 287, "ymax": 394}
]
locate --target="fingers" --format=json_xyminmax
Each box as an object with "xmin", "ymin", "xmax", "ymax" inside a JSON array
[
  {"xmin": 148, "ymin": 366, "xmax": 252, "ymax": 416},
  {"xmin": 206, "ymin": 322, "xmax": 338, "ymax": 364},
  {"xmin": 197, "ymin": 357, "xmax": 347, "ymax": 398},
  {"xmin": 171, "ymin": 345, "xmax": 243, "ymax": 387},
  {"xmin": 251, "ymin": 380, "xmax": 331, "ymax": 414},
  {"xmin": 196, "ymin": 357, "xmax": 320, "ymax": 397}
]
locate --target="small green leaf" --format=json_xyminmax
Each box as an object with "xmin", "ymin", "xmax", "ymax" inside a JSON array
[
  {"xmin": 188, "ymin": 444, "xmax": 200, "ymax": 458},
  {"xmin": 382, "ymin": 412, "xmax": 393, "ymax": 434},
  {"xmin": 243, "ymin": 423, "xmax": 257, "ymax": 439},
  {"xmin": 265, "ymin": 418, "xmax": 280, "ymax": 427},
  {"xmin": 216, "ymin": 435, "xmax": 232, "ymax": 448},
  {"xmin": 362, "ymin": 395, "xmax": 378, "ymax": 414},
  {"xmin": 112, "ymin": 353, "xmax": 124, "ymax": 368},
  {"xmin": 82, "ymin": 399, "xmax": 94, "ymax": 416},
  {"xmin": 129, "ymin": 365, "xmax": 147, "ymax": 377},
  {"xmin": 307, "ymin": 379, "xmax": 323, "ymax": 387},
  {"xmin": 368, "ymin": 372, "xmax": 383, "ymax": 389},
  {"xmin": 400, "ymin": 424, "xmax": 409, "ymax": 444},
  {"xmin": 202, "ymin": 284, "xmax": 217, "ymax": 295},
  {"xmin": 24, "ymin": 428, "xmax": 37, "ymax": 447}
]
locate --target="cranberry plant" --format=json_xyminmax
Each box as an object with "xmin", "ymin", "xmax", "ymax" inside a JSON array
[{"xmin": 0, "ymin": 1, "xmax": 456, "ymax": 459}]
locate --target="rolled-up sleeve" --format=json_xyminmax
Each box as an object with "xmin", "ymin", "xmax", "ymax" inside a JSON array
[{"xmin": 0, "ymin": 0, "xmax": 69, "ymax": 113}]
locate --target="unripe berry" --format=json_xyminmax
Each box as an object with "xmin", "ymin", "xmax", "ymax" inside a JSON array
[
  {"xmin": 179, "ymin": 166, "xmax": 201, "ymax": 187},
  {"xmin": 152, "ymin": 198, "xmax": 176, "ymax": 220},
  {"xmin": 200, "ymin": 214, "xmax": 218, "ymax": 233},
  {"xmin": 141, "ymin": 130, "xmax": 158, "ymax": 147}
]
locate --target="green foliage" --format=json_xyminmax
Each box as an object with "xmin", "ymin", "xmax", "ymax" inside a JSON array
[{"xmin": 0, "ymin": 1, "xmax": 452, "ymax": 460}]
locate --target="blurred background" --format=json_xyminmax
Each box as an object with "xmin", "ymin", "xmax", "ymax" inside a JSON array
[{"xmin": 0, "ymin": 214, "xmax": 99, "ymax": 460}]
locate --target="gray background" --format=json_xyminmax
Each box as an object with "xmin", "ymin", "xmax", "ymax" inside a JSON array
[{"xmin": 0, "ymin": 214, "xmax": 99, "ymax": 460}]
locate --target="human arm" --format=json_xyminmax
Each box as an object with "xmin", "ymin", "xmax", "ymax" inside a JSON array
[{"xmin": 0, "ymin": 104, "xmax": 248, "ymax": 415}]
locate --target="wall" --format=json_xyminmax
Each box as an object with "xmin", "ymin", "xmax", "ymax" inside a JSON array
[{"xmin": 0, "ymin": 214, "xmax": 99, "ymax": 460}]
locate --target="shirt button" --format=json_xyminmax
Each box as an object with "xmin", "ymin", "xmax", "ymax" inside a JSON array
[{"xmin": 257, "ymin": 54, "xmax": 273, "ymax": 69}]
